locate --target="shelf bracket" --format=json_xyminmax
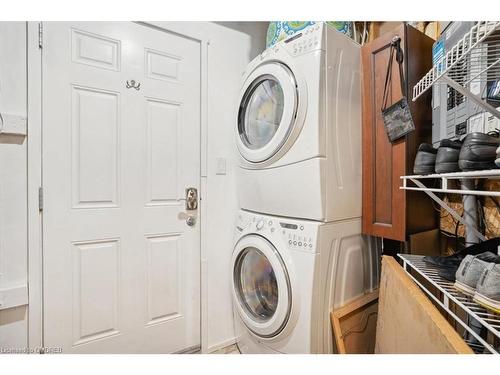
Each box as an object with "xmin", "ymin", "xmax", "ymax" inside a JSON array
[
  {"xmin": 441, "ymin": 75, "xmax": 500, "ymax": 120},
  {"xmin": 408, "ymin": 178, "xmax": 487, "ymax": 241}
]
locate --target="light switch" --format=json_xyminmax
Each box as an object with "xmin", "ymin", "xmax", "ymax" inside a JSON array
[{"xmin": 216, "ymin": 157, "xmax": 227, "ymax": 175}]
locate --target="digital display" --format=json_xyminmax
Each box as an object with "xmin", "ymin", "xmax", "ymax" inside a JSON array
[
  {"xmin": 280, "ymin": 222, "xmax": 298, "ymax": 230},
  {"xmin": 284, "ymin": 33, "xmax": 303, "ymax": 43}
]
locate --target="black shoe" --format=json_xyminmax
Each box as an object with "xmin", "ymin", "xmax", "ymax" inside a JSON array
[
  {"xmin": 435, "ymin": 139, "xmax": 462, "ymax": 174},
  {"xmin": 438, "ymin": 267, "xmax": 458, "ymax": 282},
  {"xmin": 413, "ymin": 143, "xmax": 437, "ymax": 175},
  {"xmin": 458, "ymin": 132, "xmax": 500, "ymax": 171},
  {"xmin": 422, "ymin": 237, "xmax": 500, "ymax": 268}
]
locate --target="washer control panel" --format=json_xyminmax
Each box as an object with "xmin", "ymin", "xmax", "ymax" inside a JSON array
[
  {"xmin": 282, "ymin": 223, "xmax": 315, "ymax": 250},
  {"xmin": 236, "ymin": 211, "xmax": 318, "ymax": 253}
]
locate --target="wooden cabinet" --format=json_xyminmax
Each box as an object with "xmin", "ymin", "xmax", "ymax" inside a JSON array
[{"xmin": 361, "ymin": 24, "xmax": 438, "ymax": 241}]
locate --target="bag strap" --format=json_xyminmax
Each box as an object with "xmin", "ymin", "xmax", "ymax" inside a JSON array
[
  {"xmin": 395, "ymin": 38, "xmax": 405, "ymax": 95},
  {"xmin": 381, "ymin": 36, "xmax": 405, "ymax": 111},
  {"xmin": 381, "ymin": 44, "xmax": 395, "ymax": 111}
]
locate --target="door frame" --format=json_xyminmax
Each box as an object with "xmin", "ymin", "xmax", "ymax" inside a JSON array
[{"xmin": 27, "ymin": 21, "xmax": 211, "ymax": 353}]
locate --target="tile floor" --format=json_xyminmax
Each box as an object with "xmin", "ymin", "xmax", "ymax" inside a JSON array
[{"xmin": 211, "ymin": 344, "xmax": 240, "ymax": 354}]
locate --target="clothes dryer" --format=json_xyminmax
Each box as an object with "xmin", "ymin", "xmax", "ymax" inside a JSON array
[{"xmin": 236, "ymin": 23, "xmax": 361, "ymax": 221}]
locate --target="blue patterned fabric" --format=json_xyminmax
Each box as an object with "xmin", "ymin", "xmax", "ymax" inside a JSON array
[{"xmin": 266, "ymin": 21, "xmax": 353, "ymax": 48}]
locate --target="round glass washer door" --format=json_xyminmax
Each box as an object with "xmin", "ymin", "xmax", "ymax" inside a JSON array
[
  {"xmin": 232, "ymin": 234, "xmax": 292, "ymax": 338},
  {"xmin": 237, "ymin": 63, "xmax": 298, "ymax": 163}
]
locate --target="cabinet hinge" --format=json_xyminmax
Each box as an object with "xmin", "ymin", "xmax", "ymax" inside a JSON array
[
  {"xmin": 38, "ymin": 187, "xmax": 43, "ymax": 211},
  {"xmin": 38, "ymin": 23, "xmax": 43, "ymax": 49}
]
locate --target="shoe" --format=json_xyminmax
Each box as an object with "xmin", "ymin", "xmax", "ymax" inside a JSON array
[
  {"xmin": 454, "ymin": 255, "xmax": 494, "ymax": 296},
  {"xmin": 437, "ymin": 251, "xmax": 500, "ymax": 282},
  {"xmin": 458, "ymin": 132, "xmax": 500, "ymax": 171},
  {"xmin": 438, "ymin": 267, "xmax": 459, "ymax": 282},
  {"xmin": 413, "ymin": 143, "xmax": 437, "ymax": 175},
  {"xmin": 435, "ymin": 139, "xmax": 462, "ymax": 173},
  {"xmin": 473, "ymin": 263, "xmax": 500, "ymax": 314},
  {"xmin": 424, "ymin": 253, "xmax": 464, "ymax": 268},
  {"xmin": 423, "ymin": 237, "xmax": 500, "ymax": 268},
  {"xmin": 496, "ymin": 146, "xmax": 500, "ymax": 167}
]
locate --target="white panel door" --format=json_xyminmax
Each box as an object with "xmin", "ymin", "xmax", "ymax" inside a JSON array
[{"xmin": 42, "ymin": 22, "xmax": 201, "ymax": 353}]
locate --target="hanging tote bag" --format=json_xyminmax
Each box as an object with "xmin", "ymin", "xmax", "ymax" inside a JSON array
[{"xmin": 381, "ymin": 36, "xmax": 415, "ymax": 143}]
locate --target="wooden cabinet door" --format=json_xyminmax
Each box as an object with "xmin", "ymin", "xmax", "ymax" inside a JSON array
[{"xmin": 361, "ymin": 25, "xmax": 407, "ymax": 241}]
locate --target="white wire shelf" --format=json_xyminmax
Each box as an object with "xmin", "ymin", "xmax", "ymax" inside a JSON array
[
  {"xmin": 413, "ymin": 21, "xmax": 500, "ymax": 101},
  {"xmin": 402, "ymin": 169, "xmax": 500, "ymax": 179},
  {"xmin": 400, "ymin": 169, "xmax": 500, "ymax": 197},
  {"xmin": 400, "ymin": 169, "xmax": 499, "ymax": 242},
  {"xmin": 398, "ymin": 254, "xmax": 500, "ymax": 354}
]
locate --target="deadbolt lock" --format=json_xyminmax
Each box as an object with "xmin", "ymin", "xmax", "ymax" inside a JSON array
[{"xmin": 185, "ymin": 187, "xmax": 198, "ymax": 211}]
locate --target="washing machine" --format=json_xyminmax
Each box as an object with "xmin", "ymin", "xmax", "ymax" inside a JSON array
[
  {"xmin": 236, "ymin": 23, "xmax": 361, "ymax": 221},
  {"xmin": 231, "ymin": 210, "xmax": 381, "ymax": 354}
]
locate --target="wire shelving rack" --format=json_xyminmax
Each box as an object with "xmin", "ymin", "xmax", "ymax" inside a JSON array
[
  {"xmin": 398, "ymin": 254, "xmax": 500, "ymax": 354},
  {"xmin": 413, "ymin": 21, "xmax": 500, "ymax": 119}
]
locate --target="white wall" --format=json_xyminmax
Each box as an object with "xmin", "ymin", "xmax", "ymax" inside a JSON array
[
  {"xmin": 203, "ymin": 22, "xmax": 267, "ymax": 351},
  {"xmin": 0, "ymin": 21, "xmax": 28, "ymax": 349},
  {"xmin": 148, "ymin": 21, "xmax": 267, "ymax": 351}
]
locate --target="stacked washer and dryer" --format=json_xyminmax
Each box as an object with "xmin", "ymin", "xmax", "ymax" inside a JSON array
[{"xmin": 231, "ymin": 23, "xmax": 381, "ymax": 354}]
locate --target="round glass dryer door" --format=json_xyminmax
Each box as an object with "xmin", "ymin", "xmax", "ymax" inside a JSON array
[
  {"xmin": 232, "ymin": 235, "xmax": 292, "ymax": 338},
  {"xmin": 239, "ymin": 77, "xmax": 285, "ymax": 151},
  {"xmin": 237, "ymin": 63, "xmax": 298, "ymax": 163}
]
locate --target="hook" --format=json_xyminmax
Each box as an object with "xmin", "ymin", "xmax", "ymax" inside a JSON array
[{"xmin": 126, "ymin": 80, "xmax": 141, "ymax": 90}]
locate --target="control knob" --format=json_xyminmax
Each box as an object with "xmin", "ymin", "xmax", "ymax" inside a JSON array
[{"xmin": 256, "ymin": 219, "xmax": 265, "ymax": 230}]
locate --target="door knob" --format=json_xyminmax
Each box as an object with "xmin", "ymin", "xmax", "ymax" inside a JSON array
[{"xmin": 186, "ymin": 216, "xmax": 196, "ymax": 227}]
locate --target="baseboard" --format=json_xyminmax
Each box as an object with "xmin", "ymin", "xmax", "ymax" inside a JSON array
[
  {"xmin": 174, "ymin": 345, "xmax": 201, "ymax": 354},
  {"xmin": 206, "ymin": 337, "xmax": 237, "ymax": 353}
]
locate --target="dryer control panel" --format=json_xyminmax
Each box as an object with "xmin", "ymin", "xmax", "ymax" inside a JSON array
[
  {"xmin": 256, "ymin": 23, "xmax": 324, "ymax": 62},
  {"xmin": 236, "ymin": 210, "xmax": 319, "ymax": 253},
  {"xmin": 283, "ymin": 24, "xmax": 323, "ymax": 56}
]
